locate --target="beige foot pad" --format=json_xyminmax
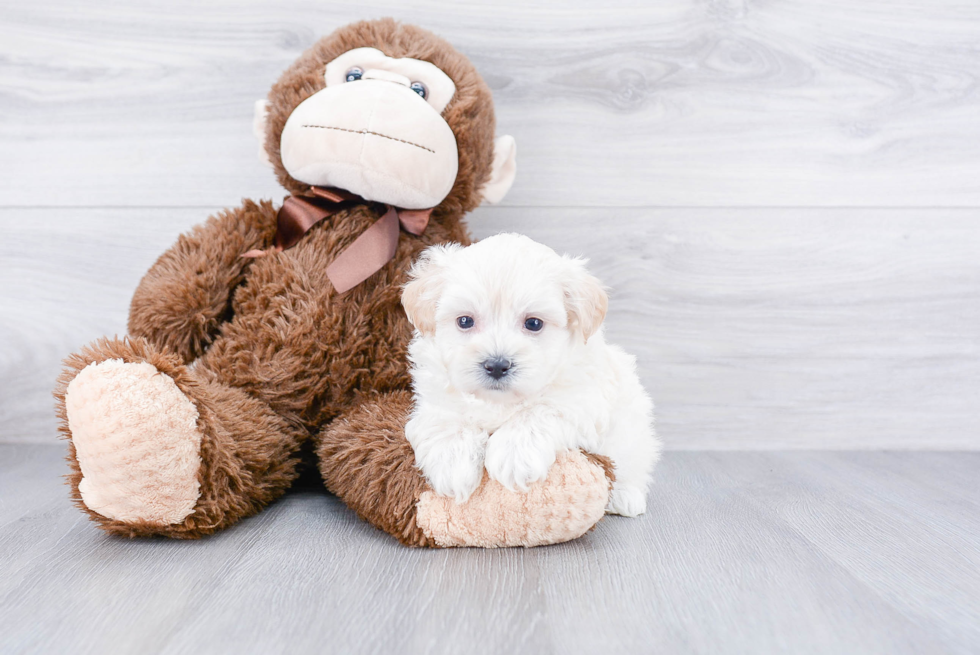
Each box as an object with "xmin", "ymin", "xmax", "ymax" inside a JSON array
[
  {"xmin": 416, "ymin": 450, "xmax": 610, "ymax": 548},
  {"xmin": 65, "ymin": 359, "xmax": 203, "ymax": 525}
]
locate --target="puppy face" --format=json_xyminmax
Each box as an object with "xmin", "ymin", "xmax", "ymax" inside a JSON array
[{"xmin": 402, "ymin": 234, "xmax": 608, "ymax": 402}]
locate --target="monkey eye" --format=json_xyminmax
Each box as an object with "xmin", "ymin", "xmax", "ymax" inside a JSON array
[
  {"xmin": 345, "ymin": 67, "xmax": 363, "ymax": 82},
  {"xmin": 524, "ymin": 317, "xmax": 544, "ymax": 332},
  {"xmin": 456, "ymin": 316, "xmax": 475, "ymax": 330},
  {"xmin": 409, "ymin": 82, "xmax": 427, "ymax": 99}
]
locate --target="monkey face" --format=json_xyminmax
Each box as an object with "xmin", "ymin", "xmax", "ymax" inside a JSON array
[
  {"xmin": 280, "ymin": 48, "xmax": 460, "ymax": 209},
  {"xmin": 261, "ymin": 20, "xmax": 517, "ymax": 215}
]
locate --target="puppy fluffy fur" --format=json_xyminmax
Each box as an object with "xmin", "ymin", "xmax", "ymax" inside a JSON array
[{"xmin": 402, "ymin": 233, "xmax": 660, "ymax": 516}]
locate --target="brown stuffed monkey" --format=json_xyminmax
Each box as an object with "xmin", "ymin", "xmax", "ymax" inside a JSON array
[{"xmin": 55, "ymin": 19, "xmax": 612, "ymax": 547}]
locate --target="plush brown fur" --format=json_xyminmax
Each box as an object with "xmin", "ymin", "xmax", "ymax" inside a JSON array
[
  {"xmin": 127, "ymin": 200, "xmax": 279, "ymax": 363},
  {"xmin": 317, "ymin": 390, "xmax": 436, "ymax": 547},
  {"xmin": 54, "ymin": 19, "xmax": 611, "ymax": 544}
]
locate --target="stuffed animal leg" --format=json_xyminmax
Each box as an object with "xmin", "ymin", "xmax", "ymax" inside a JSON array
[
  {"xmin": 317, "ymin": 391, "xmax": 613, "ymax": 548},
  {"xmin": 55, "ymin": 336, "xmax": 307, "ymax": 538},
  {"xmin": 54, "ymin": 201, "xmax": 305, "ymax": 538}
]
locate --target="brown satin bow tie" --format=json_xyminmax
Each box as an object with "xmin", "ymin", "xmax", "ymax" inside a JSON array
[{"xmin": 242, "ymin": 186, "xmax": 432, "ymax": 294}]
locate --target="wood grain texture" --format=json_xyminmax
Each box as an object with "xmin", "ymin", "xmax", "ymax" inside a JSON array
[
  {"xmin": 1, "ymin": 2, "xmax": 979, "ymax": 450},
  {"xmin": 1, "ymin": 445, "xmax": 977, "ymax": 654},
  {"xmin": 1, "ymin": 206, "xmax": 977, "ymax": 448},
  {"xmin": 1, "ymin": 1, "xmax": 979, "ymax": 207}
]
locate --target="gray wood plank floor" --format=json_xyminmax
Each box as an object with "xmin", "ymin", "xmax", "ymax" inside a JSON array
[{"xmin": 1, "ymin": 445, "xmax": 977, "ymax": 654}]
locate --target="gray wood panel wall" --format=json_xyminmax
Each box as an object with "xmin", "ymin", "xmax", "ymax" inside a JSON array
[{"xmin": 1, "ymin": 1, "xmax": 978, "ymax": 448}]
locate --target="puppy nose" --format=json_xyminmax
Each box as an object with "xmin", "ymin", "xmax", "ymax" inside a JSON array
[{"xmin": 482, "ymin": 357, "xmax": 512, "ymax": 380}]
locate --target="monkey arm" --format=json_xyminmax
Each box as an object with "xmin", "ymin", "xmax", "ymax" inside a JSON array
[{"xmin": 128, "ymin": 199, "xmax": 279, "ymax": 363}]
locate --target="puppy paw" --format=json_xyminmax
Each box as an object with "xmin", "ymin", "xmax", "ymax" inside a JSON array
[
  {"xmin": 426, "ymin": 457, "xmax": 484, "ymax": 504},
  {"xmin": 485, "ymin": 423, "xmax": 557, "ymax": 491},
  {"xmin": 409, "ymin": 424, "xmax": 488, "ymax": 504},
  {"xmin": 607, "ymin": 486, "xmax": 647, "ymax": 517}
]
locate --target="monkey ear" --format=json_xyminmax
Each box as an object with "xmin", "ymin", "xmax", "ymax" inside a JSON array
[
  {"xmin": 402, "ymin": 244, "xmax": 460, "ymax": 336},
  {"xmin": 253, "ymin": 99, "xmax": 274, "ymax": 167},
  {"xmin": 480, "ymin": 135, "xmax": 517, "ymax": 204},
  {"xmin": 562, "ymin": 256, "xmax": 608, "ymax": 344}
]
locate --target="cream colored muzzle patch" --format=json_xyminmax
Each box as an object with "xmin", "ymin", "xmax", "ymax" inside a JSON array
[{"xmin": 280, "ymin": 80, "xmax": 459, "ymax": 209}]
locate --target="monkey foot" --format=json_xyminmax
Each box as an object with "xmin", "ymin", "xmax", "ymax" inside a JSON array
[
  {"xmin": 65, "ymin": 359, "xmax": 203, "ymax": 525},
  {"xmin": 415, "ymin": 450, "xmax": 610, "ymax": 548}
]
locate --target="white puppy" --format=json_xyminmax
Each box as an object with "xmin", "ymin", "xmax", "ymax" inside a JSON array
[{"xmin": 401, "ymin": 233, "xmax": 659, "ymax": 517}]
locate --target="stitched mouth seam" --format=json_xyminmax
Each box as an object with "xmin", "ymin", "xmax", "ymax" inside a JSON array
[{"xmin": 302, "ymin": 125, "xmax": 435, "ymax": 154}]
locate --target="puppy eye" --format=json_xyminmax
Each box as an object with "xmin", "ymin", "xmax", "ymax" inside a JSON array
[
  {"xmin": 345, "ymin": 67, "xmax": 363, "ymax": 82},
  {"xmin": 524, "ymin": 317, "xmax": 544, "ymax": 332},
  {"xmin": 409, "ymin": 81, "xmax": 427, "ymax": 98},
  {"xmin": 456, "ymin": 316, "xmax": 475, "ymax": 329}
]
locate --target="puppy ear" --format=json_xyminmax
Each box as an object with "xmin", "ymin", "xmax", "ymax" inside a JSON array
[
  {"xmin": 402, "ymin": 244, "xmax": 458, "ymax": 336},
  {"xmin": 562, "ymin": 256, "xmax": 608, "ymax": 343}
]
